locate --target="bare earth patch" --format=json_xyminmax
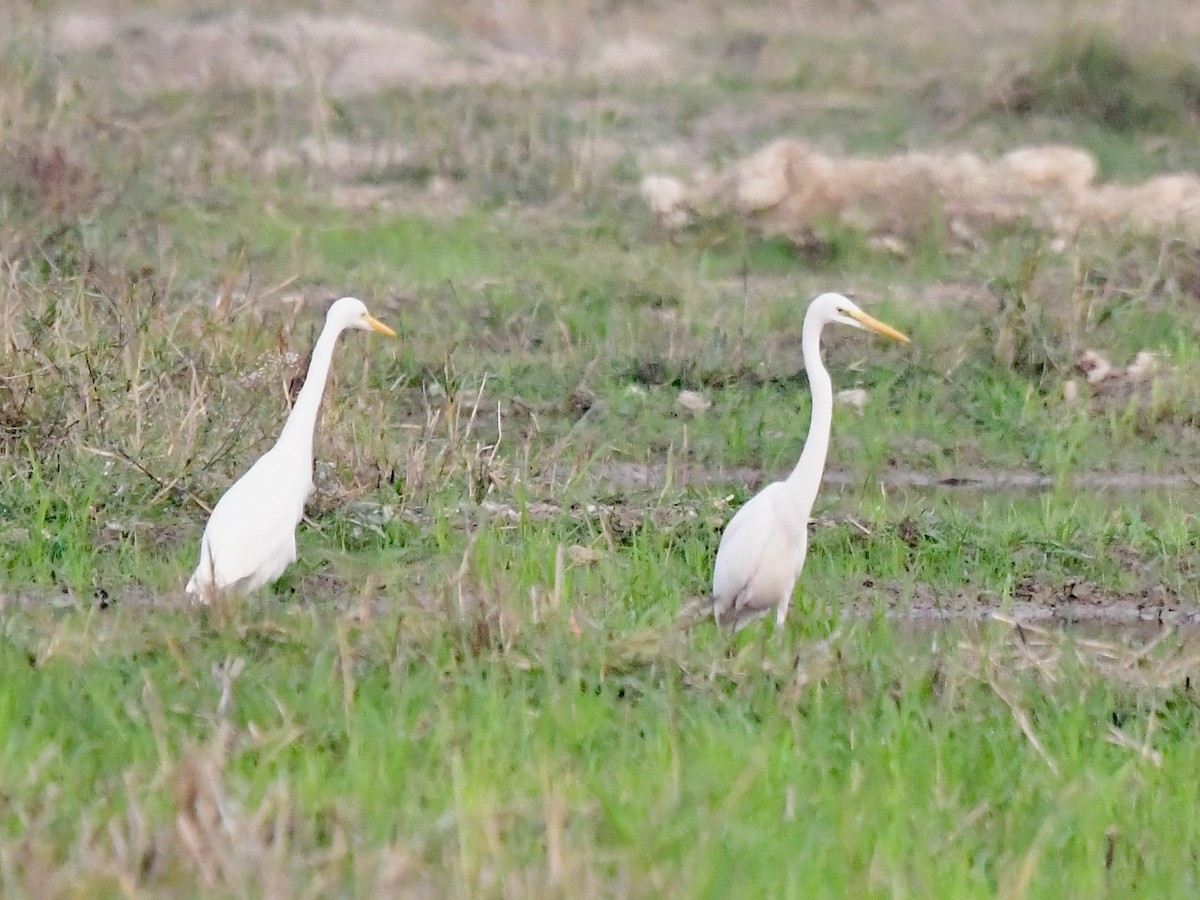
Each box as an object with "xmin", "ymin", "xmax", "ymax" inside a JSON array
[
  {"xmin": 859, "ymin": 575, "xmax": 1200, "ymax": 628},
  {"xmin": 48, "ymin": 10, "xmax": 677, "ymax": 97}
]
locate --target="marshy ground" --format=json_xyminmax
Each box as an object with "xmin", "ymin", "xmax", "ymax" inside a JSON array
[{"xmin": 4, "ymin": 1, "xmax": 1200, "ymax": 896}]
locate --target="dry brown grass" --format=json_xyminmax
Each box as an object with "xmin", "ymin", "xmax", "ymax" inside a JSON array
[{"xmin": 644, "ymin": 139, "xmax": 1200, "ymax": 248}]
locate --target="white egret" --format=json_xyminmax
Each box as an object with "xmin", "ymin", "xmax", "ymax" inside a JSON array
[
  {"xmin": 709, "ymin": 292, "xmax": 909, "ymax": 630},
  {"xmin": 186, "ymin": 296, "xmax": 395, "ymax": 600}
]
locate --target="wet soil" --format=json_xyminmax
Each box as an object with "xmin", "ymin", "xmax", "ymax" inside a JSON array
[
  {"xmin": 6, "ymin": 534, "xmax": 1195, "ymax": 636},
  {"xmin": 848, "ymin": 574, "xmax": 1200, "ymax": 630},
  {"xmin": 589, "ymin": 461, "xmax": 1200, "ymax": 493}
]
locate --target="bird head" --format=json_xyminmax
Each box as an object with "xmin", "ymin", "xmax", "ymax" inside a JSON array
[
  {"xmin": 328, "ymin": 296, "xmax": 397, "ymax": 336},
  {"xmin": 810, "ymin": 292, "xmax": 910, "ymax": 343}
]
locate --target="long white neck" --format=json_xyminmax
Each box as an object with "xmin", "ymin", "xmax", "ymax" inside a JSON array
[
  {"xmin": 276, "ymin": 319, "xmax": 344, "ymax": 463},
  {"xmin": 784, "ymin": 311, "xmax": 833, "ymax": 514}
]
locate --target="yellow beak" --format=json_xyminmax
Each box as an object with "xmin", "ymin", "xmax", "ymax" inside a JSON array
[
  {"xmin": 364, "ymin": 314, "xmax": 397, "ymax": 337},
  {"xmin": 848, "ymin": 309, "xmax": 910, "ymax": 344}
]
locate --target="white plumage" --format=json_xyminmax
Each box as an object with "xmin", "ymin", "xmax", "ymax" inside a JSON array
[
  {"xmin": 710, "ymin": 292, "xmax": 909, "ymax": 630},
  {"xmin": 186, "ymin": 296, "xmax": 395, "ymax": 600}
]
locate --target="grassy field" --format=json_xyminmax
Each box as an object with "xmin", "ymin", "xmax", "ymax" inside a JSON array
[{"xmin": 4, "ymin": 0, "xmax": 1200, "ymax": 895}]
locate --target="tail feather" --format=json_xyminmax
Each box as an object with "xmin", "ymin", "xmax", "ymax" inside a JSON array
[
  {"xmin": 715, "ymin": 601, "xmax": 772, "ymax": 632},
  {"xmin": 678, "ymin": 589, "xmax": 774, "ymax": 632},
  {"xmin": 714, "ymin": 579, "xmax": 775, "ymax": 632}
]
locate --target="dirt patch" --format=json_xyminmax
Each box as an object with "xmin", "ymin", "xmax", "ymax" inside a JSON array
[
  {"xmin": 0, "ymin": 581, "xmax": 180, "ymax": 615},
  {"xmin": 856, "ymin": 574, "xmax": 1200, "ymax": 628},
  {"xmin": 585, "ymin": 460, "xmax": 1200, "ymax": 493}
]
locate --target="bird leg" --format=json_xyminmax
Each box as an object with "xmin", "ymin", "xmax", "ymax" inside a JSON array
[
  {"xmin": 200, "ymin": 536, "xmax": 218, "ymax": 605},
  {"xmin": 775, "ymin": 594, "xmax": 793, "ymax": 629}
]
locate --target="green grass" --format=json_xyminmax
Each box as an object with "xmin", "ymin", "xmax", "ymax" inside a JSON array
[
  {"xmin": 3, "ymin": 560, "xmax": 1199, "ymax": 896},
  {"xmin": 4, "ymin": 0, "xmax": 1200, "ymax": 896}
]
